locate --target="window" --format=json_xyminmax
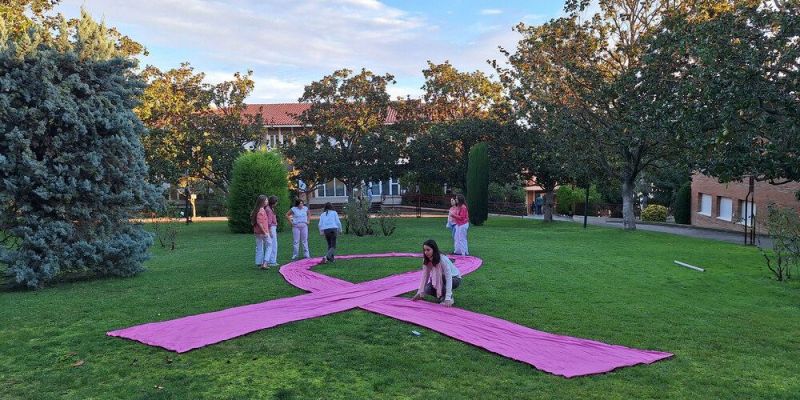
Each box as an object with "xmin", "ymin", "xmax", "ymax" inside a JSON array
[
  {"xmin": 698, "ymin": 194, "xmax": 712, "ymax": 216},
  {"xmin": 317, "ymin": 179, "xmax": 347, "ymax": 197},
  {"xmin": 334, "ymin": 179, "xmax": 346, "ymax": 197},
  {"xmin": 717, "ymin": 197, "xmax": 733, "ymax": 221},
  {"xmin": 738, "ymin": 200, "xmax": 757, "ymax": 226}
]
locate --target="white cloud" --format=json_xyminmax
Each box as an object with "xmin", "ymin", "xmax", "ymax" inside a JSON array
[{"xmin": 55, "ymin": 0, "xmax": 558, "ymax": 102}]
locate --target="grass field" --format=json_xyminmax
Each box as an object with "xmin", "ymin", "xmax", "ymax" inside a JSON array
[{"xmin": 1, "ymin": 218, "xmax": 798, "ymax": 399}]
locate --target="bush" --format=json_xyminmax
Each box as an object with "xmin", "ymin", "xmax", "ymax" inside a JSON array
[
  {"xmin": 149, "ymin": 205, "xmax": 182, "ymax": 251},
  {"xmin": 488, "ymin": 182, "xmax": 525, "ymax": 203},
  {"xmin": 377, "ymin": 207, "xmax": 399, "ymax": 236},
  {"xmin": 674, "ymin": 181, "xmax": 692, "ymax": 224},
  {"xmin": 555, "ymin": 185, "xmax": 602, "ymax": 215},
  {"xmin": 227, "ymin": 151, "xmax": 289, "ymax": 233},
  {"xmin": 467, "ymin": 142, "xmax": 489, "ymax": 225},
  {"xmin": 343, "ymin": 196, "xmax": 373, "ymax": 236},
  {"xmin": 759, "ymin": 204, "xmax": 800, "ymax": 281},
  {"xmin": 641, "ymin": 204, "xmax": 668, "ymax": 222}
]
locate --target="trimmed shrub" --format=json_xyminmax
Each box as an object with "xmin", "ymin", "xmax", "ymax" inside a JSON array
[
  {"xmin": 467, "ymin": 142, "xmax": 489, "ymax": 226},
  {"xmin": 674, "ymin": 181, "xmax": 692, "ymax": 224},
  {"xmin": 641, "ymin": 204, "xmax": 668, "ymax": 222},
  {"xmin": 227, "ymin": 151, "xmax": 289, "ymax": 233}
]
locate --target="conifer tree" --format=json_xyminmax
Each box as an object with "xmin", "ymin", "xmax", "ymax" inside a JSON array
[
  {"xmin": 0, "ymin": 13, "xmax": 160, "ymax": 288},
  {"xmin": 466, "ymin": 142, "xmax": 489, "ymax": 226}
]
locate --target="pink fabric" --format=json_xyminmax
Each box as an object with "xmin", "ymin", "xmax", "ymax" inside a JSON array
[{"xmin": 107, "ymin": 253, "xmax": 671, "ymax": 378}]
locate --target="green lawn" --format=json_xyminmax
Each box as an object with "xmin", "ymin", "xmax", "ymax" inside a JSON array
[{"xmin": 1, "ymin": 218, "xmax": 798, "ymax": 399}]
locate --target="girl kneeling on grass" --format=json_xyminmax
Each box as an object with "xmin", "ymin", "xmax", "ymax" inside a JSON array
[{"xmin": 411, "ymin": 239, "xmax": 462, "ymax": 307}]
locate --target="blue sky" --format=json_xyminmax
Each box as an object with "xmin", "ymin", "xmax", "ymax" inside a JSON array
[{"xmin": 56, "ymin": 1, "xmax": 569, "ymax": 103}]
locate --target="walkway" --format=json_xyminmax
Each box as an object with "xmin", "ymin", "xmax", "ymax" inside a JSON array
[{"xmin": 524, "ymin": 214, "xmax": 771, "ymax": 248}]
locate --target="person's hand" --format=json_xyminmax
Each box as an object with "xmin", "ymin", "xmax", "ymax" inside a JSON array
[
  {"xmin": 411, "ymin": 293, "xmax": 423, "ymax": 301},
  {"xmin": 441, "ymin": 299, "xmax": 454, "ymax": 307}
]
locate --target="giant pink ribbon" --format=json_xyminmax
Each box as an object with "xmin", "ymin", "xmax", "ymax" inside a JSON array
[{"xmin": 108, "ymin": 253, "xmax": 671, "ymax": 378}]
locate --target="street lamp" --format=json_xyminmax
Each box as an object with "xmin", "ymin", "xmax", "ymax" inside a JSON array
[{"xmin": 183, "ymin": 186, "xmax": 192, "ymax": 224}]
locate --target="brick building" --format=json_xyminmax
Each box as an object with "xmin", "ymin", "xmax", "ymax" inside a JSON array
[{"xmin": 691, "ymin": 173, "xmax": 800, "ymax": 232}]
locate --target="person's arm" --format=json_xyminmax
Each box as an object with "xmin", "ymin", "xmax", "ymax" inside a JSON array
[
  {"xmin": 335, "ymin": 212, "xmax": 343, "ymax": 232},
  {"xmin": 257, "ymin": 209, "xmax": 270, "ymax": 237},
  {"xmin": 458, "ymin": 205, "xmax": 469, "ymax": 224},
  {"xmin": 285, "ymin": 209, "xmax": 293, "ymax": 224},
  {"xmin": 411, "ymin": 266, "xmax": 430, "ymax": 301}
]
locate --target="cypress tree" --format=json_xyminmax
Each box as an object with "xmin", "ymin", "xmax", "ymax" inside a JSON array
[
  {"xmin": 466, "ymin": 142, "xmax": 489, "ymax": 225},
  {"xmin": 674, "ymin": 181, "xmax": 692, "ymax": 225},
  {"xmin": 227, "ymin": 150, "xmax": 290, "ymax": 233},
  {"xmin": 0, "ymin": 15, "xmax": 161, "ymax": 288}
]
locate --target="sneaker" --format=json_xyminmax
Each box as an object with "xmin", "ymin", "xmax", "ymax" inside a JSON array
[
  {"xmin": 321, "ymin": 257, "xmax": 327, "ymax": 264},
  {"xmin": 291, "ymin": 256, "xmax": 297, "ymax": 260}
]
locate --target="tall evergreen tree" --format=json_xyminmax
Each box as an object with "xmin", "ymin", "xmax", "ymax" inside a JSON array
[
  {"xmin": 466, "ymin": 142, "xmax": 489, "ymax": 226},
  {"xmin": 0, "ymin": 13, "xmax": 160, "ymax": 288}
]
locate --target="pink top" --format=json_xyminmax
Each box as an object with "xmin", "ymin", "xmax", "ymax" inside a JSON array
[
  {"xmin": 453, "ymin": 205, "xmax": 469, "ymax": 226},
  {"xmin": 265, "ymin": 206, "xmax": 278, "ymax": 227},
  {"xmin": 447, "ymin": 206, "xmax": 458, "ymax": 225},
  {"xmin": 254, "ymin": 208, "xmax": 268, "ymax": 234}
]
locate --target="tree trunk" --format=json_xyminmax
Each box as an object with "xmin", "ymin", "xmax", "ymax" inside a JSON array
[
  {"xmin": 622, "ymin": 178, "xmax": 637, "ymax": 230},
  {"xmin": 543, "ymin": 191, "xmax": 555, "ymax": 223}
]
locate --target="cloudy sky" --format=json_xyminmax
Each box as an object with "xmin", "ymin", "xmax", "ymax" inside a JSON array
[{"xmin": 56, "ymin": 0, "xmax": 570, "ymax": 103}]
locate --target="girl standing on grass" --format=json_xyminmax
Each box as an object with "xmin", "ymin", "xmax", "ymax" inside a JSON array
[
  {"xmin": 264, "ymin": 195, "xmax": 280, "ymax": 267},
  {"xmin": 411, "ymin": 239, "xmax": 462, "ymax": 306},
  {"xmin": 453, "ymin": 194, "xmax": 470, "ymax": 256},
  {"xmin": 251, "ymin": 195, "xmax": 271, "ymax": 270},
  {"xmin": 286, "ymin": 199, "xmax": 311, "ymax": 260},
  {"xmin": 317, "ymin": 202, "xmax": 342, "ymax": 263}
]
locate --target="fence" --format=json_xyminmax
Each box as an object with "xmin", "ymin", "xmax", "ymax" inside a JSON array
[{"xmin": 400, "ymin": 193, "xmax": 527, "ymax": 216}]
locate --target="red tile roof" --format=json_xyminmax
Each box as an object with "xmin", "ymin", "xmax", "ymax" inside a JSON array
[{"xmin": 244, "ymin": 103, "xmax": 398, "ymax": 126}]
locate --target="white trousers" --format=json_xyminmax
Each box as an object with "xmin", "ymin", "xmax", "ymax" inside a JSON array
[
  {"xmin": 454, "ymin": 223, "xmax": 469, "ymax": 256},
  {"xmin": 267, "ymin": 226, "xmax": 278, "ymax": 264},
  {"xmin": 292, "ymin": 223, "xmax": 310, "ymax": 259}
]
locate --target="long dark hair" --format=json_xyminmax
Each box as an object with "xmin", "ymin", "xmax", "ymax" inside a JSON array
[
  {"xmin": 455, "ymin": 194, "xmax": 466, "ymax": 207},
  {"xmin": 422, "ymin": 239, "xmax": 441, "ymax": 266},
  {"xmin": 250, "ymin": 194, "xmax": 268, "ymax": 225},
  {"xmin": 267, "ymin": 195, "xmax": 278, "ymax": 209},
  {"xmin": 323, "ymin": 202, "xmax": 333, "ymax": 215}
]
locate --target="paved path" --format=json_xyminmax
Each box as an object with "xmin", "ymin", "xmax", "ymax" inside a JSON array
[{"xmin": 524, "ymin": 214, "xmax": 771, "ymax": 248}]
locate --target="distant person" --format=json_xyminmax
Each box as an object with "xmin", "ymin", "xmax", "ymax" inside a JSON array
[
  {"xmin": 535, "ymin": 194, "xmax": 544, "ymax": 215},
  {"xmin": 411, "ymin": 239, "xmax": 462, "ymax": 306},
  {"xmin": 264, "ymin": 196, "xmax": 280, "ymax": 267},
  {"xmin": 446, "ymin": 197, "xmax": 458, "ymax": 241},
  {"xmin": 453, "ymin": 194, "xmax": 470, "ymax": 256},
  {"xmin": 318, "ymin": 202, "xmax": 342, "ymax": 263},
  {"xmin": 286, "ymin": 199, "xmax": 310, "ymax": 260},
  {"xmin": 250, "ymin": 195, "xmax": 271, "ymax": 270}
]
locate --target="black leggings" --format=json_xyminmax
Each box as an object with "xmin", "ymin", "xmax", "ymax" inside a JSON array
[{"xmin": 324, "ymin": 228, "xmax": 338, "ymax": 261}]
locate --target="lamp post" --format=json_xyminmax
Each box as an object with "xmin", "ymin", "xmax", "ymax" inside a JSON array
[{"xmin": 183, "ymin": 186, "xmax": 192, "ymax": 224}]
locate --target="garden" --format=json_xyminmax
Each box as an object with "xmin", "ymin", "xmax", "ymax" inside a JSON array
[{"xmin": 2, "ymin": 218, "xmax": 798, "ymax": 399}]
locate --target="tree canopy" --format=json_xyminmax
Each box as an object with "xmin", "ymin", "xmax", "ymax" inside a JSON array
[{"xmin": 284, "ymin": 68, "xmax": 405, "ymax": 193}]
